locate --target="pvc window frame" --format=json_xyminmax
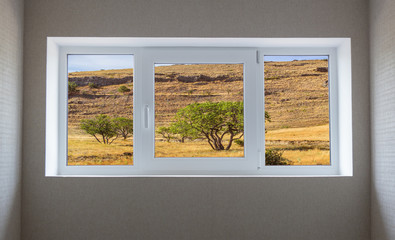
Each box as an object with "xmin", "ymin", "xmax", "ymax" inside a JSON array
[
  {"xmin": 45, "ymin": 37, "xmax": 352, "ymax": 177},
  {"xmin": 140, "ymin": 48, "xmax": 259, "ymax": 174},
  {"xmin": 260, "ymin": 48, "xmax": 338, "ymax": 176}
]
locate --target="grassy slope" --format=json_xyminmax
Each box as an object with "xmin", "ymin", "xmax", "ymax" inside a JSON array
[{"xmin": 68, "ymin": 61, "xmax": 329, "ymax": 165}]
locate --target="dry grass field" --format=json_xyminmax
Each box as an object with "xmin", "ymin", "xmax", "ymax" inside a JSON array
[
  {"xmin": 67, "ymin": 59, "xmax": 329, "ymax": 165},
  {"xmin": 265, "ymin": 124, "xmax": 329, "ymax": 165},
  {"xmin": 67, "ymin": 127, "xmax": 133, "ymax": 165},
  {"xmin": 155, "ymin": 141, "xmax": 244, "ymax": 158}
]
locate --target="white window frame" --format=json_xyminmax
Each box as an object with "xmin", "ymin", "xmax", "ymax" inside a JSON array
[
  {"xmin": 140, "ymin": 48, "xmax": 259, "ymax": 174},
  {"xmin": 260, "ymin": 48, "xmax": 338, "ymax": 176},
  {"xmin": 46, "ymin": 37, "xmax": 352, "ymax": 177}
]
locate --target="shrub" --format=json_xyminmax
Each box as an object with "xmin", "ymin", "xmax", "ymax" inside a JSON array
[
  {"xmin": 118, "ymin": 85, "xmax": 131, "ymax": 93},
  {"xmin": 80, "ymin": 115, "xmax": 118, "ymax": 144},
  {"xmin": 169, "ymin": 121, "xmax": 198, "ymax": 143},
  {"xmin": 112, "ymin": 117, "xmax": 133, "ymax": 140},
  {"xmin": 68, "ymin": 81, "xmax": 79, "ymax": 95},
  {"xmin": 80, "ymin": 115, "xmax": 133, "ymax": 144},
  {"xmin": 234, "ymin": 139, "xmax": 244, "ymax": 147},
  {"xmin": 157, "ymin": 126, "xmax": 174, "ymax": 142},
  {"xmin": 88, "ymin": 82, "xmax": 99, "ymax": 89},
  {"xmin": 265, "ymin": 149, "xmax": 290, "ymax": 165}
]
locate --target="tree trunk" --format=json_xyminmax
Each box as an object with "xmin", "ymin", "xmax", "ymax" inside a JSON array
[{"xmin": 226, "ymin": 133, "xmax": 234, "ymax": 150}]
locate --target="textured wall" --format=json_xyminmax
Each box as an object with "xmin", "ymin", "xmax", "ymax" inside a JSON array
[
  {"xmin": 371, "ymin": 0, "xmax": 395, "ymax": 239},
  {"xmin": 22, "ymin": 0, "xmax": 371, "ymax": 239},
  {"xmin": 0, "ymin": 0, "xmax": 23, "ymax": 239}
]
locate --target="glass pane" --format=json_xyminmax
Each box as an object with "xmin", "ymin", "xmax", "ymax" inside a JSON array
[
  {"xmin": 67, "ymin": 55, "xmax": 134, "ymax": 165},
  {"xmin": 264, "ymin": 56, "xmax": 330, "ymax": 165},
  {"xmin": 154, "ymin": 64, "xmax": 244, "ymax": 158}
]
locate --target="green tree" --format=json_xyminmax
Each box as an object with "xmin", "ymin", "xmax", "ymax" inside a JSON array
[
  {"xmin": 226, "ymin": 111, "xmax": 271, "ymax": 147},
  {"xmin": 112, "ymin": 117, "xmax": 133, "ymax": 140},
  {"xmin": 173, "ymin": 101, "xmax": 244, "ymax": 150},
  {"xmin": 170, "ymin": 120, "xmax": 199, "ymax": 143},
  {"xmin": 80, "ymin": 114, "xmax": 118, "ymax": 144},
  {"xmin": 157, "ymin": 126, "xmax": 174, "ymax": 142}
]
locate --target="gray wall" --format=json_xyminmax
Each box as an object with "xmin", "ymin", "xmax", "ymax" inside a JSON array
[
  {"xmin": 22, "ymin": 0, "xmax": 371, "ymax": 239},
  {"xmin": 370, "ymin": 0, "xmax": 395, "ymax": 239},
  {"xmin": 0, "ymin": 0, "xmax": 23, "ymax": 239}
]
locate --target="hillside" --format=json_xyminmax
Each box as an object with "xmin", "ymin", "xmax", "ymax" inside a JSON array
[{"xmin": 68, "ymin": 60, "xmax": 329, "ymax": 130}]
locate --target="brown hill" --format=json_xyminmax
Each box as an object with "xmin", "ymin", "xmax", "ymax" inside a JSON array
[
  {"xmin": 264, "ymin": 60, "xmax": 329, "ymax": 130},
  {"xmin": 67, "ymin": 60, "xmax": 329, "ymax": 131}
]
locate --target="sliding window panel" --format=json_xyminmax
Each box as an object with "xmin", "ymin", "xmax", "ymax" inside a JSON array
[
  {"xmin": 264, "ymin": 55, "xmax": 330, "ymax": 166},
  {"xmin": 67, "ymin": 54, "xmax": 134, "ymax": 166},
  {"xmin": 140, "ymin": 48, "xmax": 260, "ymax": 173},
  {"xmin": 154, "ymin": 63, "xmax": 244, "ymax": 158}
]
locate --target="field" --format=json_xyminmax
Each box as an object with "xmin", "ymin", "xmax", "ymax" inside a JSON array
[{"xmin": 67, "ymin": 59, "xmax": 329, "ymax": 165}]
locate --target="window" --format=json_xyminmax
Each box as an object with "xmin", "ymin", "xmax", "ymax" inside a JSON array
[
  {"xmin": 46, "ymin": 38, "xmax": 352, "ymax": 176},
  {"xmin": 154, "ymin": 63, "xmax": 245, "ymax": 158},
  {"xmin": 264, "ymin": 55, "xmax": 330, "ymax": 166},
  {"xmin": 67, "ymin": 54, "xmax": 134, "ymax": 166}
]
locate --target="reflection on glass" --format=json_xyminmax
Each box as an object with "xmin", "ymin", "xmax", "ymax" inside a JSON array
[
  {"xmin": 67, "ymin": 54, "xmax": 134, "ymax": 165},
  {"xmin": 154, "ymin": 64, "xmax": 244, "ymax": 158},
  {"xmin": 264, "ymin": 56, "xmax": 330, "ymax": 165}
]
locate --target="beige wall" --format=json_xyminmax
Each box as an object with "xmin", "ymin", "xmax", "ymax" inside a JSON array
[
  {"xmin": 22, "ymin": 0, "xmax": 371, "ymax": 239},
  {"xmin": 0, "ymin": 0, "xmax": 23, "ymax": 239},
  {"xmin": 370, "ymin": 0, "xmax": 395, "ymax": 239}
]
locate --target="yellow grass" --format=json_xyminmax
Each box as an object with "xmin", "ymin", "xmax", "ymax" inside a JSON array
[
  {"xmin": 68, "ymin": 127, "xmax": 328, "ymax": 165},
  {"xmin": 68, "ymin": 128, "xmax": 133, "ymax": 165},
  {"xmin": 282, "ymin": 149, "xmax": 330, "ymax": 165},
  {"xmin": 266, "ymin": 124, "xmax": 329, "ymax": 141},
  {"xmin": 265, "ymin": 124, "xmax": 330, "ymax": 165},
  {"xmin": 155, "ymin": 141, "xmax": 244, "ymax": 158}
]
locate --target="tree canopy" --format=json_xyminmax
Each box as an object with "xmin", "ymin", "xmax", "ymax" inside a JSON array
[
  {"xmin": 112, "ymin": 117, "xmax": 133, "ymax": 140},
  {"xmin": 80, "ymin": 115, "xmax": 133, "ymax": 144},
  {"xmin": 172, "ymin": 101, "xmax": 244, "ymax": 150}
]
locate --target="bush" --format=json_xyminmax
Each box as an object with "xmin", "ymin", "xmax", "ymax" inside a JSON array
[
  {"xmin": 173, "ymin": 101, "xmax": 243, "ymax": 150},
  {"xmin": 118, "ymin": 85, "xmax": 131, "ymax": 93},
  {"xmin": 68, "ymin": 81, "xmax": 79, "ymax": 95},
  {"xmin": 80, "ymin": 115, "xmax": 133, "ymax": 144},
  {"xmin": 157, "ymin": 126, "xmax": 174, "ymax": 142},
  {"xmin": 88, "ymin": 82, "xmax": 99, "ymax": 89},
  {"xmin": 187, "ymin": 89, "xmax": 194, "ymax": 95},
  {"xmin": 265, "ymin": 149, "xmax": 290, "ymax": 165},
  {"xmin": 80, "ymin": 115, "xmax": 118, "ymax": 144},
  {"xmin": 234, "ymin": 139, "xmax": 244, "ymax": 147},
  {"xmin": 112, "ymin": 117, "xmax": 133, "ymax": 140}
]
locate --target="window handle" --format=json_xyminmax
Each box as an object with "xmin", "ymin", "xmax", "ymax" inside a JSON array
[{"xmin": 144, "ymin": 105, "xmax": 149, "ymax": 128}]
